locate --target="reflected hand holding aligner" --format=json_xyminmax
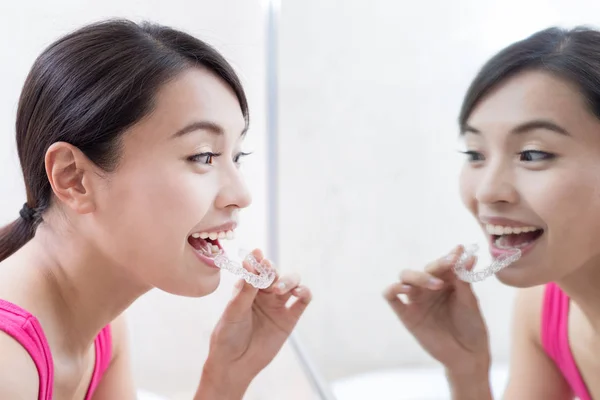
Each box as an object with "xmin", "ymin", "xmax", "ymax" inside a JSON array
[
  {"xmin": 452, "ymin": 244, "xmax": 521, "ymax": 283},
  {"xmin": 214, "ymin": 249, "xmax": 276, "ymax": 289}
]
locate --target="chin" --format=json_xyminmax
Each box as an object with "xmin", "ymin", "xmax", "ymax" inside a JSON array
[
  {"xmin": 494, "ymin": 264, "xmax": 549, "ymax": 288},
  {"xmin": 158, "ymin": 273, "xmax": 222, "ymax": 298}
]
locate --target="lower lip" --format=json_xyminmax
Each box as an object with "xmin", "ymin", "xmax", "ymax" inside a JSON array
[
  {"xmin": 189, "ymin": 239, "xmax": 223, "ymax": 269},
  {"xmin": 489, "ymin": 234, "xmax": 541, "ymax": 260},
  {"xmin": 192, "ymin": 249, "xmax": 219, "ymax": 269}
]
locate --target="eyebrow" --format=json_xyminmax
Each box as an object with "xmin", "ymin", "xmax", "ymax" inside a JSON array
[
  {"xmin": 460, "ymin": 119, "xmax": 571, "ymax": 137},
  {"xmin": 171, "ymin": 120, "xmax": 249, "ymax": 138}
]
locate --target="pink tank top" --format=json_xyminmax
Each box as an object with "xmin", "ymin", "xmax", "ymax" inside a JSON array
[
  {"xmin": 541, "ymin": 283, "xmax": 591, "ymax": 400},
  {"xmin": 0, "ymin": 299, "xmax": 112, "ymax": 400}
]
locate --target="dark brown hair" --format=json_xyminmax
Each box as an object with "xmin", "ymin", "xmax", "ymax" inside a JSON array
[
  {"xmin": 0, "ymin": 19, "xmax": 249, "ymax": 262},
  {"xmin": 460, "ymin": 26, "xmax": 600, "ymax": 127}
]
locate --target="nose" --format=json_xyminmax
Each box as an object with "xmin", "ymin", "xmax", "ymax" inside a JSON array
[
  {"xmin": 215, "ymin": 166, "xmax": 253, "ymax": 210},
  {"xmin": 474, "ymin": 160, "xmax": 519, "ymax": 205}
]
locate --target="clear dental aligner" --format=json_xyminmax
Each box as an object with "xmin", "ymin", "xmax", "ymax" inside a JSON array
[
  {"xmin": 452, "ymin": 244, "xmax": 522, "ymax": 283},
  {"xmin": 214, "ymin": 250, "xmax": 276, "ymax": 289}
]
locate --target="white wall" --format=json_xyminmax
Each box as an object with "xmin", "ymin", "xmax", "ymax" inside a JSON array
[
  {"xmin": 279, "ymin": 0, "xmax": 600, "ymax": 383},
  {"xmin": 0, "ymin": 2, "xmax": 321, "ymax": 399}
]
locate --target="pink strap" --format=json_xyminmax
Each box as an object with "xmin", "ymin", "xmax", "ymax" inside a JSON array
[
  {"xmin": 85, "ymin": 324, "xmax": 112, "ymax": 399},
  {"xmin": 0, "ymin": 299, "xmax": 53, "ymax": 400},
  {"xmin": 541, "ymin": 283, "xmax": 591, "ymax": 400},
  {"xmin": 0, "ymin": 299, "xmax": 112, "ymax": 400}
]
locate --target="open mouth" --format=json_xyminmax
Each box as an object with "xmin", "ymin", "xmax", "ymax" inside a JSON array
[
  {"xmin": 189, "ymin": 236, "xmax": 223, "ymax": 258},
  {"xmin": 486, "ymin": 224, "xmax": 544, "ymax": 249},
  {"xmin": 188, "ymin": 229, "xmax": 235, "ymax": 259}
]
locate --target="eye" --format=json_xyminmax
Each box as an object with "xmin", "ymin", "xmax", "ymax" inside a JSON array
[
  {"xmin": 519, "ymin": 150, "xmax": 555, "ymax": 162},
  {"xmin": 189, "ymin": 152, "xmax": 222, "ymax": 165},
  {"xmin": 459, "ymin": 150, "xmax": 485, "ymax": 162},
  {"xmin": 234, "ymin": 151, "xmax": 252, "ymax": 165}
]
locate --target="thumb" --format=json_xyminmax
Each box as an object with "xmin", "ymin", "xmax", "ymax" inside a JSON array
[
  {"xmin": 224, "ymin": 279, "xmax": 259, "ymax": 319},
  {"xmin": 453, "ymin": 255, "xmax": 479, "ymax": 302}
]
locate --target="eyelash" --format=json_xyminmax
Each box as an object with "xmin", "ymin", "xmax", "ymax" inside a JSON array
[
  {"xmin": 188, "ymin": 152, "xmax": 252, "ymax": 165},
  {"xmin": 459, "ymin": 150, "xmax": 556, "ymax": 163}
]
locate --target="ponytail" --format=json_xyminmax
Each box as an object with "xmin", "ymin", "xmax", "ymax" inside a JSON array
[{"xmin": 0, "ymin": 203, "xmax": 37, "ymax": 262}]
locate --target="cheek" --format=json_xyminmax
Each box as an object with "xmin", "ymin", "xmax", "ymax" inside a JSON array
[
  {"xmin": 528, "ymin": 168, "xmax": 600, "ymax": 260},
  {"xmin": 95, "ymin": 166, "xmax": 216, "ymax": 263},
  {"xmin": 458, "ymin": 166, "xmax": 477, "ymax": 214},
  {"xmin": 530, "ymin": 169, "xmax": 600, "ymax": 227}
]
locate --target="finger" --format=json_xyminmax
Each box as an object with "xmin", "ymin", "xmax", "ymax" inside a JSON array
[
  {"xmin": 287, "ymin": 285, "xmax": 312, "ymax": 319},
  {"xmin": 224, "ymin": 279, "xmax": 259, "ymax": 319},
  {"xmin": 255, "ymin": 259, "xmax": 282, "ymax": 293},
  {"xmin": 464, "ymin": 255, "xmax": 477, "ymax": 271},
  {"xmin": 399, "ymin": 269, "xmax": 445, "ymax": 290},
  {"xmin": 454, "ymin": 276, "xmax": 479, "ymax": 304},
  {"xmin": 251, "ymin": 248, "xmax": 265, "ymax": 263},
  {"xmin": 383, "ymin": 282, "xmax": 409, "ymax": 318},
  {"xmin": 267, "ymin": 272, "xmax": 301, "ymax": 295},
  {"xmin": 383, "ymin": 281, "xmax": 413, "ymax": 298},
  {"xmin": 423, "ymin": 245, "xmax": 464, "ymax": 276},
  {"xmin": 243, "ymin": 251, "xmax": 274, "ymax": 276}
]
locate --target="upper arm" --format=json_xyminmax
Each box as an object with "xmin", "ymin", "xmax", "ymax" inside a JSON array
[
  {"xmin": 91, "ymin": 313, "xmax": 137, "ymax": 400},
  {"xmin": 502, "ymin": 286, "xmax": 572, "ymax": 400},
  {"xmin": 0, "ymin": 331, "xmax": 39, "ymax": 399}
]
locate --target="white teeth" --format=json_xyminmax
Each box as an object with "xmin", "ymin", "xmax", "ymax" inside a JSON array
[
  {"xmin": 211, "ymin": 245, "xmax": 220, "ymax": 253},
  {"xmin": 192, "ymin": 230, "xmax": 236, "ymax": 241},
  {"xmin": 485, "ymin": 224, "xmax": 540, "ymax": 235}
]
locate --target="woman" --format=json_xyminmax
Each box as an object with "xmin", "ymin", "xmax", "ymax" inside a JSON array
[
  {"xmin": 385, "ymin": 26, "xmax": 600, "ymax": 400},
  {"xmin": 0, "ymin": 19, "xmax": 311, "ymax": 399}
]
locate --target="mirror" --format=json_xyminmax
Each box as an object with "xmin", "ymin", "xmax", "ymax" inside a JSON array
[{"xmin": 276, "ymin": 1, "xmax": 600, "ymax": 399}]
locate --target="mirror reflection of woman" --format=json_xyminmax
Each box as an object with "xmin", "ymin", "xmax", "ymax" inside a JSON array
[{"xmin": 385, "ymin": 27, "xmax": 600, "ymax": 400}]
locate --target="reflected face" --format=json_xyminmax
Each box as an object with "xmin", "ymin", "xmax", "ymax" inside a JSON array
[
  {"xmin": 459, "ymin": 70, "xmax": 600, "ymax": 287},
  {"xmin": 91, "ymin": 68, "xmax": 252, "ymax": 296}
]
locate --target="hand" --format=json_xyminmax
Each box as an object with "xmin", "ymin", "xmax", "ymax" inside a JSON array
[
  {"xmin": 199, "ymin": 249, "xmax": 312, "ymax": 398},
  {"xmin": 383, "ymin": 246, "xmax": 491, "ymax": 375}
]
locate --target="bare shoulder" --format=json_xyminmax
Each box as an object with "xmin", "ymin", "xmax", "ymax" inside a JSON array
[
  {"xmin": 91, "ymin": 313, "xmax": 137, "ymax": 400},
  {"xmin": 109, "ymin": 312, "xmax": 130, "ymax": 360},
  {"xmin": 0, "ymin": 330, "xmax": 39, "ymax": 399}
]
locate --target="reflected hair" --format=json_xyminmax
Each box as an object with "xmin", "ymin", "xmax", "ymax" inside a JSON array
[{"xmin": 459, "ymin": 26, "xmax": 600, "ymax": 128}]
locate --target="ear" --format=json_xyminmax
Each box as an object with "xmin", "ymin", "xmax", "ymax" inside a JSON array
[{"xmin": 45, "ymin": 142, "xmax": 101, "ymax": 215}]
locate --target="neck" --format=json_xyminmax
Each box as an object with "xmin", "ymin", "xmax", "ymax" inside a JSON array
[
  {"xmin": 557, "ymin": 257, "xmax": 600, "ymax": 333},
  {"xmin": 20, "ymin": 223, "xmax": 151, "ymax": 355}
]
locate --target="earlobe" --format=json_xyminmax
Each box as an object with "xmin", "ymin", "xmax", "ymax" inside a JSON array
[{"xmin": 45, "ymin": 142, "xmax": 97, "ymax": 214}]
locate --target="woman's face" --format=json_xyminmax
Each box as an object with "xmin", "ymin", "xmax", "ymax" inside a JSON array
[
  {"xmin": 90, "ymin": 67, "xmax": 251, "ymax": 296},
  {"xmin": 459, "ymin": 70, "xmax": 600, "ymax": 287}
]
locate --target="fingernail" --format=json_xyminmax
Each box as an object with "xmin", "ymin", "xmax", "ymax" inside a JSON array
[
  {"xmin": 294, "ymin": 287, "xmax": 302, "ymax": 294},
  {"xmin": 428, "ymin": 278, "xmax": 444, "ymax": 289},
  {"xmin": 277, "ymin": 282, "xmax": 286, "ymax": 291},
  {"xmin": 401, "ymin": 284, "xmax": 412, "ymax": 292}
]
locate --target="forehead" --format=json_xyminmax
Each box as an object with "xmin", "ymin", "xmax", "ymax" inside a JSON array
[
  {"xmin": 467, "ymin": 70, "xmax": 593, "ymax": 130},
  {"xmin": 126, "ymin": 67, "xmax": 246, "ymax": 146}
]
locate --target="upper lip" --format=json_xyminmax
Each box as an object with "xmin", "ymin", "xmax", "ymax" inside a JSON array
[
  {"xmin": 479, "ymin": 216, "xmax": 542, "ymax": 228},
  {"xmin": 195, "ymin": 221, "xmax": 237, "ymax": 233}
]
